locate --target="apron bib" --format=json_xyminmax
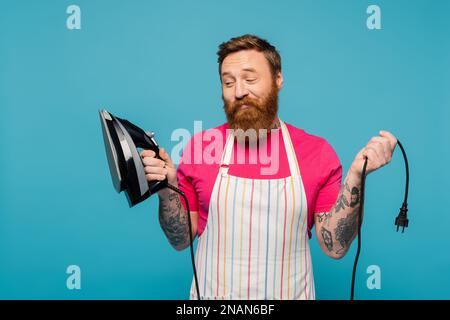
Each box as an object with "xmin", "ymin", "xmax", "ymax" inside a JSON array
[{"xmin": 190, "ymin": 120, "xmax": 315, "ymax": 300}]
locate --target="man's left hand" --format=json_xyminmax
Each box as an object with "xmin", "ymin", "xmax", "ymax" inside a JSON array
[{"xmin": 350, "ymin": 130, "xmax": 398, "ymax": 176}]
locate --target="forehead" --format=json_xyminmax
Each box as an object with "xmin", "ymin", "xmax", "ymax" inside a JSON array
[{"xmin": 221, "ymin": 50, "xmax": 271, "ymax": 75}]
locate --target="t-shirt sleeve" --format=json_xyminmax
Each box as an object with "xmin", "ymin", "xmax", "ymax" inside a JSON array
[
  {"xmin": 176, "ymin": 138, "xmax": 199, "ymax": 212},
  {"xmin": 313, "ymin": 140, "xmax": 342, "ymax": 213}
]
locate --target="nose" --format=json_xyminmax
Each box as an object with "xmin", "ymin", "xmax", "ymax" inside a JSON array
[{"xmin": 235, "ymin": 81, "xmax": 249, "ymax": 100}]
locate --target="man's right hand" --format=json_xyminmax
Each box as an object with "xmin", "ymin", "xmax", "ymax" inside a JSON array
[
  {"xmin": 141, "ymin": 147, "xmax": 198, "ymax": 250},
  {"xmin": 140, "ymin": 148, "xmax": 177, "ymax": 190}
]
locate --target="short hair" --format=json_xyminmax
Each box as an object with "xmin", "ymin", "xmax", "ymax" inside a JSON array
[{"xmin": 217, "ymin": 34, "xmax": 282, "ymax": 77}]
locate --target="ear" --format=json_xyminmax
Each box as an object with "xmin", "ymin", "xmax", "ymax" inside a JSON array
[{"xmin": 276, "ymin": 71, "xmax": 283, "ymax": 90}]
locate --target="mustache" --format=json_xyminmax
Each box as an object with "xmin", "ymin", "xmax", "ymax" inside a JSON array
[{"xmin": 229, "ymin": 97, "xmax": 262, "ymax": 113}]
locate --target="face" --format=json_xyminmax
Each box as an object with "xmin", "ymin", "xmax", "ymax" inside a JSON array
[{"xmin": 221, "ymin": 50, "xmax": 283, "ymax": 134}]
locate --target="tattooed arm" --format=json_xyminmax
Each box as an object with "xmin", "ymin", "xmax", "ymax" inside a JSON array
[
  {"xmin": 315, "ymin": 130, "xmax": 397, "ymax": 259},
  {"xmin": 315, "ymin": 169, "xmax": 362, "ymax": 259},
  {"xmin": 140, "ymin": 148, "xmax": 198, "ymax": 251},
  {"xmin": 158, "ymin": 187, "xmax": 198, "ymax": 251}
]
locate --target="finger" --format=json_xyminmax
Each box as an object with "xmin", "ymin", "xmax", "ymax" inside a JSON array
[
  {"xmin": 369, "ymin": 137, "xmax": 390, "ymax": 161},
  {"xmin": 141, "ymin": 149, "xmax": 156, "ymax": 158},
  {"xmin": 365, "ymin": 141, "xmax": 383, "ymax": 160},
  {"xmin": 142, "ymin": 156, "xmax": 165, "ymax": 167},
  {"xmin": 363, "ymin": 148, "xmax": 383, "ymax": 171},
  {"xmin": 159, "ymin": 148, "xmax": 175, "ymax": 168},
  {"xmin": 144, "ymin": 166, "xmax": 168, "ymax": 175},
  {"xmin": 379, "ymin": 130, "xmax": 397, "ymax": 151},
  {"xmin": 145, "ymin": 173, "xmax": 166, "ymax": 181},
  {"xmin": 362, "ymin": 146, "xmax": 383, "ymax": 165}
]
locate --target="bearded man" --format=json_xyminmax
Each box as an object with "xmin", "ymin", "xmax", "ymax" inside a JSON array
[{"xmin": 140, "ymin": 34, "xmax": 398, "ymax": 300}]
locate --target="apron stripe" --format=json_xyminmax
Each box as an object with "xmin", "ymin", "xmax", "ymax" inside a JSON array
[
  {"xmin": 215, "ymin": 174, "xmax": 223, "ymax": 298},
  {"xmin": 223, "ymin": 175, "xmax": 230, "ymax": 298},
  {"xmin": 247, "ymin": 179, "xmax": 255, "ymax": 299},
  {"xmin": 264, "ymin": 180, "xmax": 271, "ymax": 300},
  {"xmin": 280, "ymin": 178, "xmax": 288, "ymax": 299},
  {"xmin": 287, "ymin": 176, "xmax": 296, "ymax": 299},
  {"xmin": 208, "ymin": 199, "xmax": 213, "ymax": 298},
  {"xmin": 283, "ymin": 121, "xmax": 301, "ymax": 177},
  {"xmin": 303, "ymin": 226, "xmax": 308, "ymax": 300},
  {"xmin": 300, "ymin": 202, "xmax": 308, "ymax": 299},
  {"xmin": 202, "ymin": 212, "xmax": 208, "ymax": 298},
  {"xmin": 230, "ymin": 178, "xmax": 238, "ymax": 299},
  {"xmin": 282, "ymin": 123, "xmax": 303, "ymax": 299},
  {"xmin": 306, "ymin": 224, "xmax": 312, "ymax": 300},
  {"xmin": 293, "ymin": 174, "xmax": 303, "ymax": 298},
  {"xmin": 194, "ymin": 231, "xmax": 200, "ymax": 298},
  {"xmin": 209, "ymin": 180, "xmax": 215, "ymax": 298},
  {"xmin": 238, "ymin": 179, "xmax": 247, "ymax": 298},
  {"xmin": 272, "ymin": 179, "xmax": 280, "ymax": 296},
  {"xmin": 255, "ymin": 180, "xmax": 262, "ymax": 297},
  {"xmin": 195, "ymin": 215, "xmax": 204, "ymax": 299},
  {"xmin": 200, "ymin": 224, "xmax": 207, "ymax": 298}
]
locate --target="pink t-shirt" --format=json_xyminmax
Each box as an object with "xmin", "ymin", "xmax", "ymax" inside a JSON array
[{"xmin": 176, "ymin": 122, "xmax": 342, "ymax": 239}]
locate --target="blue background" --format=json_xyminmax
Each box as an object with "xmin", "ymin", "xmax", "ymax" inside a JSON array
[{"xmin": 1, "ymin": 0, "xmax": 449, "ymax": 299}]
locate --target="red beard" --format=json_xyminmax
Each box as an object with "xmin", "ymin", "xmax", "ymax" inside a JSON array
[{"xmin": 223, "ymin": 81, "xmax": 279, "ymax": 137}]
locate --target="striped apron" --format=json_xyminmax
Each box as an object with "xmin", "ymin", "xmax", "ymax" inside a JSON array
[{"xmin": 189, "ymin": 120, "xmax": 315, "ymax": 300}]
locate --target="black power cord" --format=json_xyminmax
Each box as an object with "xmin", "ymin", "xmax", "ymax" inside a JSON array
[
  {"xmin": 350, "ymin": 157, "xmax": 367, "ymax": 301},
  {"xmin": 166, "ymin": 183, "xmax": 201, "ymax": 300},
  {"xmin": 350, "ymin": 139, "xmax": 409, "ymax": 300},
  {"xmin": 395, "ymin": 141, "xmax": 409, "ymax": 232}
]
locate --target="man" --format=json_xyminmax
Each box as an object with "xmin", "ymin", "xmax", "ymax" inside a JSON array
[{"xmin": 140, "ymin": 34, "xmax": 397, "ymax": 300}]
